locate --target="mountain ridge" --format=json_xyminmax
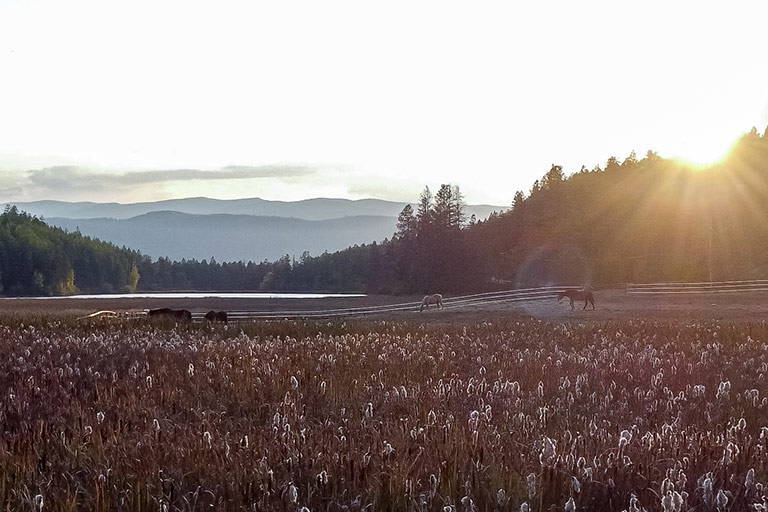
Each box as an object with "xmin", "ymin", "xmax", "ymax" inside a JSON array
[
  {"xmin": 3, "ymin": 196, "xmax": 506, "ymax": 221},
  {"xmin": 46, "ymin": 211, "xmax": 402, "ymax": 263}
]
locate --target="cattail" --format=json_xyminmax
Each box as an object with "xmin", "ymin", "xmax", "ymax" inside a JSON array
[
  {"xmin": 619, "ymin": 429, "xmax": 632, "ymax": 449},
  {"xmin": 716, "ymin": 489, "xmax": 727, "ymax": 510},
  {"xmin": 527, "ymin": 472, "xmax": 536, "ymax": 500},
  {"xmin": 674, "ymin": 491, "xmax": 684, "ymax": 511},
  {"xmin": 746, "ymin": 467, "xmax": 755, "ymax": 488},
  {"xmin": 702, "ymin": 474, "xmax": 714, "ymax": 506},
  {"xmin": 468, "ymin": 410, "xmax": 480, "ymax": 431},
  {"xmin": 716, "ymin": 380, "xmax": 730, "ymax": 399},
  {"xmin": 540, "ymin": 437, "xmax": 556, "ymax": 466},
  {"xmin": 626, "ymin": 493, "xmax": 640, "ymax": 512},
  {"xmin": 661, "ymin": 491, "xmax": 674, "ymax": 512},
  {"xmin": 661, "ymin": 477, "xmax": 673, "ymax": 495}
]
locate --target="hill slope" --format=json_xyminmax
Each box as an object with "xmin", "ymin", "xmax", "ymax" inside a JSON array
[
  {"xmin": 47, "ymin": 212, "xmax": 399, "ymax": 262},
  {"xmin": 0, "ymin": 207, "xmax": 140, "ymax": 296}
]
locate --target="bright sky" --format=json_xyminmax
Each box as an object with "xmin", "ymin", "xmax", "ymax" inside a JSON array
[{"xmin": 1, "ymin": 0, "xmax": 767, "ymax": 206}]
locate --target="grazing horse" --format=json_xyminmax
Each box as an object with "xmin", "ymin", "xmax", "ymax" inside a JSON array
[
  {"xmin": 205, "ymin": 310, "xmax": 228, "ymax": 323},
  {"xmin": 148, "ymin": 308, "xmax": 193, "ymax": 322},
  {"xmin": 420, "ymin": 293, "xmax": 443, "ymax": 311},
  {"xmin": 557, "ymin": 289, "xmax": 595, "ymax": 310}
]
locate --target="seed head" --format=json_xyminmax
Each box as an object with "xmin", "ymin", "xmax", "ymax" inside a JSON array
[
  {"xmin": 746, "ymin": 468, "xmax": 755, "ymax": 488},
  {"xmin": 527, "ymin": 472, "xmax": 536, "ymax": 499},
  {"xmin": 716, "ymin": 489, "xmax": 728, "ymax": 510}
]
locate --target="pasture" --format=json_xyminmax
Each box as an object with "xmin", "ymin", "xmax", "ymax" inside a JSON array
[
  {"xmin": 1, "ymin": 290, "xmax": 768, "ymax": 510},
  {"xmin": 4, "ymin": 288, "xmax": 768, "ymax": 323}
]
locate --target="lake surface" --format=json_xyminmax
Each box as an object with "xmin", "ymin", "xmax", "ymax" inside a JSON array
[{"xmin": 8, "ymin": 292, "xmax": 366, "ymax": 300}]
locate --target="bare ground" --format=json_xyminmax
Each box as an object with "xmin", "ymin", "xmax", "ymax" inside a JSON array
[{"xmin": 2, "ymin": 288, "xmax": 768, "ymax": 324}]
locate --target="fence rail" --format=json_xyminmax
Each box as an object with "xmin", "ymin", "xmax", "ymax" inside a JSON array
[
  {"xmin": 627, "ymin": 279, "xmax": 768, "ymax": 295},
  {"xmin": 79, "ymin": 285, "xmax": 595, "ymax": 323},
  {"xmin": 182, "ymin": 285, "xmax": 583, "ymax": 322}
]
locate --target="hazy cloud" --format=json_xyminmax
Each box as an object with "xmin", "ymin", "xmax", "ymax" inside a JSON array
[
  {"xmin": 220, "ymin": 165, "xmax": 320, "ymax": 178},
  {"xmin": 0, "ymin": 186, "xmax": 24, "ymax": 200},
  {"xmin": 26, "ymin": 166, "xmax": 98, "ymax": 189},
  {"xmin": 26, "ymin": 164, "xmax": 321, "ymax": 187}
]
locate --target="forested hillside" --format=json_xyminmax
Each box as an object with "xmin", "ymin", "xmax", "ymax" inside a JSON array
[
  {"xmin": 0, "ymin": 206, "xmax": 140, "ymax": 296},
  {"xmin": 249, "ymin": 126, "xmax": 768, "ymax": 293},
  {"xmin": 472, "ymin": 126, "xmax": 768, "ymax": 288},
  {"xmin": 3, "ymin": 127, "xmax": 768, "ymax": 296}
]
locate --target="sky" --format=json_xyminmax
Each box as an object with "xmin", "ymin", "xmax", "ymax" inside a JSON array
[{"xmin": 1, "ymin": 0, "xmax": 768, "ymax": 206}]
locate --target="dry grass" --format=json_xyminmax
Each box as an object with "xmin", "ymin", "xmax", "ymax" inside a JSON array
[{"xmin": 1, "ymin": 316, "xmax": 767, "ymax": 511}]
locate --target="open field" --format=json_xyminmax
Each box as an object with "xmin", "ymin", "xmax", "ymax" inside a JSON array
[
  {"xmin": 2, "ymin": 291, "xmax": 768, "ymax": 510},
  {"xmin": 3, "ymin": 288, "xmax": 768, "ymax": 323}
]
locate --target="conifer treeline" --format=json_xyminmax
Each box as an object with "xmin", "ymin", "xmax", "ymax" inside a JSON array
[
  {"xmin": 0, "ymin": 206, "xmax": 140, "ymax": 296},
  {"xmin": 244, "ymin": 127, "xmax": 768, "ymax": 293},
  {"xmin": 2, "ymin": 127, "xmax": 768, "ymax": 296}
]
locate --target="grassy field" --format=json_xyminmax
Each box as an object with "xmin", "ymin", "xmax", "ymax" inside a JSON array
[
  {"xmin": 1, "ymin": 311, "xmax": 768, "ymax": 511},
  {"xmin": 4, "ymin": 288, "xmax": 768, "ymax": 322}
]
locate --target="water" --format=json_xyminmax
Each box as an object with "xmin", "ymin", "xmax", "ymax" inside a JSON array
[{"xmin": 6, "ymin": 292, "xmax": 366, "ymax": 300}]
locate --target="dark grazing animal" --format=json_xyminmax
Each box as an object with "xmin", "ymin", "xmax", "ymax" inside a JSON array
[
  {"xmin": 204, "ymin": 310, "xmax": 228, "ymax": 323},
  {"xmin": 557, "ymin": 289, "xmax": 595, "ymax": 310},
  {"xmin": 148, "ymin": 308, "xmax": 193, "ymax": 321}
]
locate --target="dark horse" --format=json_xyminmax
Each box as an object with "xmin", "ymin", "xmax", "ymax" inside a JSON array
[
  {"xmin": 204, "ymin": 310, "xmax": 228, "ymax": 323},
  {"xmin": 557, "ymin": 289, "xmax": 595, "ymax": 310},
  {"xmin": 148, "ymin": 308, "xmax": 193, "ymax": 322}
]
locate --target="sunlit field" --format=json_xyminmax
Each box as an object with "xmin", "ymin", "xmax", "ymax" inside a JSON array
[{"xmin": 2, "ymin": 316, "xmax": 768, "ymax": 511}]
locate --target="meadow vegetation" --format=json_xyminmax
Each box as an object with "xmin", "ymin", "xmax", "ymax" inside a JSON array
[{"xmin": 1, "ymin": 316, "xmax": 767, "ymax": 511}]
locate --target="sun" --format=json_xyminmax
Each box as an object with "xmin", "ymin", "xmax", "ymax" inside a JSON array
[{"xmin": 668, "ymin": 132, "xmax": 739, "ymax": 169}]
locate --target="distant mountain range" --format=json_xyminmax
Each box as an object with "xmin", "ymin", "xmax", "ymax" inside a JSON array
[
  {"xmin": 2, "ymin": 197, "xmax": 506, "ymax": 262},
  {"xmin": 3, "ymin": 197, "xmax": 504, "ymax": 221},
  {"xmin": 46, "ymin": 212, "xmax": 400, "ymax": 262}
]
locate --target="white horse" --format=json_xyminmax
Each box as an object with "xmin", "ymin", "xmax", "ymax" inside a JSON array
[{"xmin": 420, "ymin": 293, "xmax": 443, "ymax": 311}]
